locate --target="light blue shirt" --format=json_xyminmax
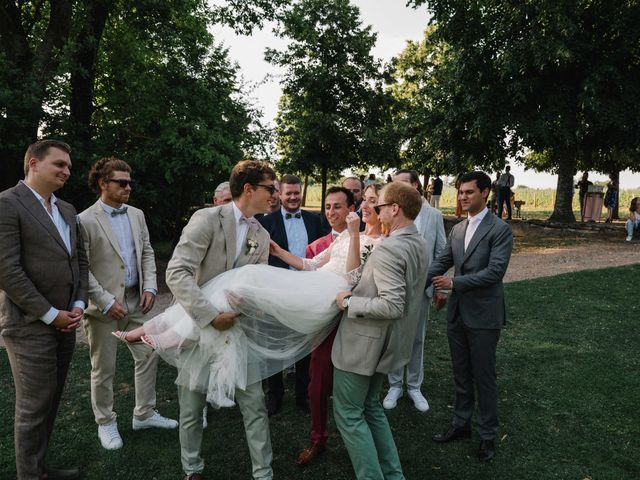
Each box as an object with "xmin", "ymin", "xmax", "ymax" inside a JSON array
[
  {"xmin": 22, "ymin": 181, "xmax": 85, "ymax": 324},
  {"xmin": 99, "ymin": 201, "xmax": 156, "ymax": 314},
  {"xmin": 281, "ymin": 207, "xmax": 308, "ymax": 270}
]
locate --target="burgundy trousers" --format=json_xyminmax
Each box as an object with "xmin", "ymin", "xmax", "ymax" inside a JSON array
[{"xmin": 308, "ymin": 325, "xmax": 339, "ymax": 444}]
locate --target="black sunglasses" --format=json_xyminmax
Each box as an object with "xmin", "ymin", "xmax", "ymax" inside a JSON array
[
  {"xmin": 107, "ymin": 179, "xmax": 134, "ymax": 188},
  {"xmin": 251, "ymin": 183, "xmax": 277, "ymax": 195},
  {"xmin": 373, "ymin": 203, "xmax": 393, "ymax": 215}
]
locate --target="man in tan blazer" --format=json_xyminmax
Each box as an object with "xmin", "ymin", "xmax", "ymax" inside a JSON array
[
  {"xmin": 0, "ymin": 139, "xmax": 88, "ymax": 480},
  {"xmin": 79, "ymin": 157, "xmax": 177, "ymax": 451},
  {"xmin": 166, "ymin": 160, "xmax": 276, "ymax": 480},
  {"xmin": 332, "ymin": 182, "xmax": 428, "ymax": 480}
]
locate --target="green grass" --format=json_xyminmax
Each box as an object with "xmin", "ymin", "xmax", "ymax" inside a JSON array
[{"xmin": 1, "ymin": 265, "xmax": 639, "ymax": 479}]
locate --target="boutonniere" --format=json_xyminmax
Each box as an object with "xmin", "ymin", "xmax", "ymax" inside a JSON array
[
  {"xmin": 360, "ymin": 244, "xmax": 374, "ymax": 264},
  {"xmin": 246, "ymin": 238, "xmax": 259, "ymax": 255}
]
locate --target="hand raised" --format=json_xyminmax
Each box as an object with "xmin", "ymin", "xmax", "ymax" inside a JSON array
[
  {"xmin": 211, "ymin": 312, "xmax": 239, "ymax": 331},
  {"xmin": 346, "ymin": 212, "xmax": 361, "ymax": 235}
]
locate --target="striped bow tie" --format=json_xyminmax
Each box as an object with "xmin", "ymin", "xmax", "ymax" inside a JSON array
[{"xmin": 111, "ymin": 206, "xmax": 128, "ymax": 217}]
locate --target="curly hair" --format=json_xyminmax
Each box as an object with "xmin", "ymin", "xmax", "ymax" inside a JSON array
[{"xmin": 87, "ymin": 157, "xmax": 132, "ymax": 195}]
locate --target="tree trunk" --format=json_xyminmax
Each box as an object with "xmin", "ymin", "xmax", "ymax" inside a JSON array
[
  {"xmin": 422, "ymin": 171, "xmax": 430, "ymax": 199},
  {"xmin": 611, "ymin": 170, "xmax": 620, "ymax": 220},
  {"xmin": 548, "ymin": 153, "xmax": 577, "ymax": 223},
  {"xmin": 320, "ymin": 164, "xmax": 328, "ymax": 215},
  {"xmin": 302, "ymin": 174, "xmax": 309, "ymax": 207}
]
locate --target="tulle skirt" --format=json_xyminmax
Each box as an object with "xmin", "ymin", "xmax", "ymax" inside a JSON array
[{"xmin": 143, "ymin": 264, "xmax": 347, "ymax": 407}]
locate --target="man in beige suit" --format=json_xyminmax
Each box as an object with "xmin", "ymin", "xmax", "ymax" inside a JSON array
[
  {"xmin": 332, "ymin": 181, "xmax": 428, "ymax": 480},
  {"xmin": 79, "ymin": 157, "xmax": 177, "ymax": 450},
  {"xmin": 166, "ymin": 160, "xmax": 276, "ymax": 480},
  {"xmin": 0, "ymin": 139, "xmax": 88, "ymax": 480}
]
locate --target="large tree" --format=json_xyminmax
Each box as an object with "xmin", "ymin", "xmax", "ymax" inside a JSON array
[
  {"xmin": 267, "ymin": 0, "xmax": 392, "ymax": 206},
  {"xmin": 411, "ymin": 0, "xmax": 640, "ymax": 222}
]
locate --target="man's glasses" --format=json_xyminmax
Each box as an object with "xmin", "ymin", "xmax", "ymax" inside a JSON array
[
  {"xmin": 251, "ymin": 183, "xmax": 277, "ymax": 195},
  {"xmin": 373, "ymin": 203, "xmax": 393, "ymax": 215},
  {"xmin": 107, "ymin": 179, "xmax": 134, "ymax": 188}
]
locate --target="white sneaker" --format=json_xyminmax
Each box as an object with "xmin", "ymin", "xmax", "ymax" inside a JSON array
[
  {"xmin": 407, "ymin": 390, "xmax": 430, "ymax": 412},
  {"xmin": 202, "ymin": 405, "xmax": 208, "ymax": 429},
  {"xmin": 382, "ymin": 387, "xmax": 403, "ymax": 410},
  {"xmin": 626, "ymin": 235, "xmax": 633, "ymax": 242},
  {"xmin": 132, "ymin": 410, "xmax": 179, "ymax": 430},
  {"xmin": 98, "ymin": 422, "xmax": 123, "ymax": 450}
]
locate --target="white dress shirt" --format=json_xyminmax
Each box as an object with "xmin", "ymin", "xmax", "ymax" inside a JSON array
[
  {"xmin": 22, "ymin": 181, "xmax": 85, "ymax": 324},
  {"xmin": 231, "ymin": 201, "xmax": 250, "ymax": 263},
  {"xmin": 464, "ymin": 207, "xmax": 489, "ymax": 251},
  {"xmin": 281, "ymin": 207, "xmax": 308, "ymax": 269}
]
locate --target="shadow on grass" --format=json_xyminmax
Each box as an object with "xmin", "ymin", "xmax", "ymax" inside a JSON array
[{"xmin": 1, "ymin": 265, "xmax": 639, "ymax": 479}]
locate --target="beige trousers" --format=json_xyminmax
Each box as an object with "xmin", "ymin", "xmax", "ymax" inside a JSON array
[{"xmin": 83, "ymin": 287, "xmax": 158, "ymax": 425}]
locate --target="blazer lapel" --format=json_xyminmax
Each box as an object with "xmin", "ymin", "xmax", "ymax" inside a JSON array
[
  {"xmin": 93, "ymin": 202, "xmax": 124, "ymax": 262},
  {"xmin": 462, "ymin": 214, "xmax": 494, "ymax": 262},
  {"xmin": 452, "ymin": 219, "xmax": 468, "ymax": 262},
  {"xmin": 274, "ymin": 212, "xmax": 288, "ymax": 251},
  {"xmin": 219, "ymin": 204, "xmax": 236, "ymax": 270},
  {"xmin": 57, "ymin": 201, "xmax": 78, "ymax": 254},
  {"xmin": 16, "ymin": 183, "xmax": 70, "ymax": 255}
]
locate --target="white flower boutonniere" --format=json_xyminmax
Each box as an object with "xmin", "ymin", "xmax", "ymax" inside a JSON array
[
  {"xmin": 246, "ymin": 238, "xmax": 259, "ymax": 256},
  {"xmin": 360, "ymin": 244, "xmax": 374, "ymax": 264}
]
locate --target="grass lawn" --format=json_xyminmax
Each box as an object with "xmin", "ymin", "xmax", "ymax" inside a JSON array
[{"xmin": 1, "ymin": 265, "xmax": 638, "ymax": 479}]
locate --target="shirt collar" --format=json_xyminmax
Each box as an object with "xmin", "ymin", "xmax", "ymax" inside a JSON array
[
  {"xmin": 231, "ymin": 201, "xmax": 245, "ymax": 224},
  {"xmin": 21, "ymin": 180, "xmax": 58, "ymax": 206},
  {"xmin": 468, "ymin": 207, "xmax": 489, "ymax": 224},
  {"xmin": 281, "ymin": 206, "xmax": 301, "ymax": 218},
  {"xmin": 99, "ymin": 199, "xmax": 125, "ymax": 214}
]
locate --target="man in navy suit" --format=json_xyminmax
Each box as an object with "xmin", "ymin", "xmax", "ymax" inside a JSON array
[{"xmin": 258, "ymin": 174, "xmax": 323, "ymax": 415}]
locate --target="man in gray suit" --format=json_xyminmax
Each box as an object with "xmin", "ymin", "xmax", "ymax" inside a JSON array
[
  {"xmin": 384, "ymin": 169, "xmax": 446, "ymax": 412},
  {"xmin": 427, "ymin": 170, "xmax": 513, "ymax": 462},
  {"xmin": 0, "ymin": 139, "xmax": 88, "ymax": 480},
  {"xmin": 332, "ymin": 181, "xmax": 428, "ymax": 480},
  {"xmin": 166, "ymin": 160, "xmax": 276, "ymax": 480}
]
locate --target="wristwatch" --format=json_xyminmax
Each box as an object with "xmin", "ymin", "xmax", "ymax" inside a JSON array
[{"xmin": 341, "ymin": 295, "xmax": 352, "ymax": 309}]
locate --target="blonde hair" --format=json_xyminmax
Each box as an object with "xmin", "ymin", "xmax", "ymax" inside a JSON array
[{"xmin": 381, "ymin": 182, "xmax": 422, "ymax": 220}]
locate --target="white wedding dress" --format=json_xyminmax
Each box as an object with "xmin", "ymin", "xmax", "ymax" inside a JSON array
[{"xmin": 143, "ymin": 231, "xmax": 381, "ymax": 408}]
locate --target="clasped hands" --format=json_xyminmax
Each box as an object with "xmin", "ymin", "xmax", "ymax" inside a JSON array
[
  {"xmin": 51, "ymin": 307, "xmax": 83, "ymax": 332},
  {"xmin": 431, "ymin": 275, "xmax": 453, "ymax": 311}
]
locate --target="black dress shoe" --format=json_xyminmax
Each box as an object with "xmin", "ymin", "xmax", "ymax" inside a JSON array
[
  {"xmin": 431, "ymin": 425, "xmax": 471, "ymax": 443},
  {"xmin": 478, "ymin": 439, "xmax": 496, "ymax": 462},
  {"xmin": 267, "ymin": 395, "xmax": 283, "ymax": 417},
  {"xmin": 43, "ymin": 466, "xmax": 80, "ymax": 480}
]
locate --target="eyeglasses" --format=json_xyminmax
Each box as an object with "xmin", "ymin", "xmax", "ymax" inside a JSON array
[
  {"xmin": 373, "ymin": 203, "xmax": 394, "ymax": 215},
  {"xmin": 251, "ymin": 183, "xmax": 277, "ymax": 195},
  {"xmin": 107, "ymin": 179, "xmax": 134, "ymax": 188}
]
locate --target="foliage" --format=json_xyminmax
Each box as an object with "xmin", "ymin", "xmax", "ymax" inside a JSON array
[
  {"xmin": 405, "ymin": 0, "xmax": 640, "ymax": 223},
  {"xmin": 267, "ymin": 0, "xmax": 397, "ymax": 206},
  {"xmin": 2, "ymin": 263, "xmax": 639, "ymax": 479}
]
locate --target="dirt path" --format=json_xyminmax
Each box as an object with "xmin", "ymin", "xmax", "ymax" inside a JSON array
[{"xmin": 1, "ymin": 240, "xmax": 638, "ymax": 348}]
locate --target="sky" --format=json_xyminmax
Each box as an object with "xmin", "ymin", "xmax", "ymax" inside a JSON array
[{"xmin": 211, "ymin": 1, "xmax": 640, "ymax": 190}]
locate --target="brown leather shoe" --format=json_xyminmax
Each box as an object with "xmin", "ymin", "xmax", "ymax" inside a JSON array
[
  {"xmin": 296, "ymin": 442, "xmax": 326, "ymax": 466},
  {"xmin": 183, "ymin": 474, "xmax": 204, "ymax": 480}
]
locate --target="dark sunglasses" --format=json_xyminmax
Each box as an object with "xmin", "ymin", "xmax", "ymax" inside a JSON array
[
  {"xmin": 251, "ymin": 183, "xmax": 277, "ymax": 195},
  {"xmin": 107, "ymin": 179, "xmax": 134, "ymax": 188},
  {"xmin": 373, "ymin": 203, "xmax": 393, "ymax": 215}
]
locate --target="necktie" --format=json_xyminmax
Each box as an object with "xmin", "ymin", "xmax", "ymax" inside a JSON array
[
  {"xmin": 111, "ymin": 206, "xmax": 128, "ymax": 217},
  {"xmin": 285, "ymin": 212, "xmax": 301, "ymax": 219}
]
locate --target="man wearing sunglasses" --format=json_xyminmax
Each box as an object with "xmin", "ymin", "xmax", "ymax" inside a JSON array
[
  {"xmin": 79, "ymin": 157, "xmax": 177, "ymax": 451},
  {"xmin": 332, "ymin": 181, "xmax": 429, "ymax": 480},
  {"xmin": 258, "ymin": 174, "xmax": 323, "ymax": 416}
]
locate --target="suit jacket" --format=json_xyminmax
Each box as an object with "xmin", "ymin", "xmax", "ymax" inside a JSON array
[
  {"xmin": 166, "ymin": 203, "xmax": 270, "ymax": 329},
  {"xmin": 258, "ymin": 209, "xmax": 323, "ymax": 269},
  {"xmin": 305, "ymin": 232, "xmax": 333, "ymax": 259},
  {"xmin": 79, "ymin": 200, "xmax": 157, "ymax": 320},
  {"xmin": 332, "ymin": 225, "xmax": 428, "ymax": 376},
  {"xmin": 426, "ymin": 212, "xmax": 512, "ymax": 329},
  {"xmin": 415, "ymin": 199, "xmax": 447, "ymax": 297},
  {"xmin": 0, "ymin": 182, "xmax": 88, "ymax": 333}
]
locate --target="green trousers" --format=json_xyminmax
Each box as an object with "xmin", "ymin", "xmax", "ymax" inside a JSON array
[{"xmin": 333, "ymin": 368, "xmax": 404, "ymax": 480}]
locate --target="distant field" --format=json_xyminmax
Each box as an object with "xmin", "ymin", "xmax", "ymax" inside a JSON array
[{"xmin": 303, "ymin": 184, "xmax": 638, "ymax": 220}]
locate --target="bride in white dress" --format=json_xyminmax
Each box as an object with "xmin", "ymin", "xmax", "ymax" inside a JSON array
[{"xmin": 116, "ymin": 185, "xmax": 384, "ymax": 407}]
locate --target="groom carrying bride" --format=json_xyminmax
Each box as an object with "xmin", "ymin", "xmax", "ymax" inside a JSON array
[{"xmin": 165, "ymin": 160, "xmax": 276, "ymax": 480}]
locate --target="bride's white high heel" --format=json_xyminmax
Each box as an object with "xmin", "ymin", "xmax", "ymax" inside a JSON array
[{"xmin": 111, "ymin": 330, "xmax": 141, "ymax": 344}]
